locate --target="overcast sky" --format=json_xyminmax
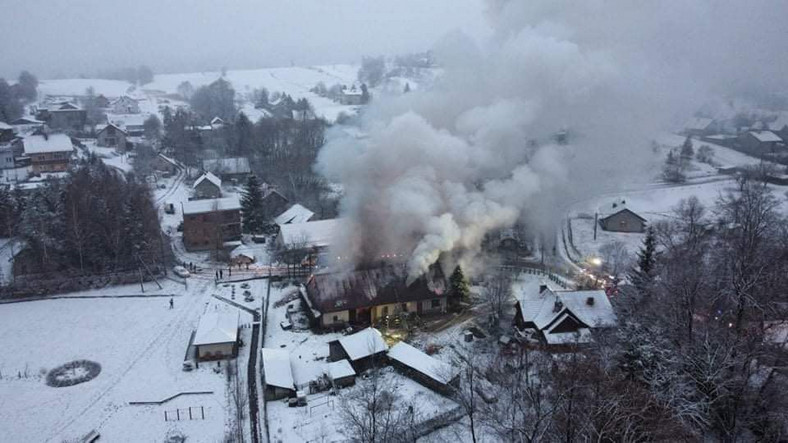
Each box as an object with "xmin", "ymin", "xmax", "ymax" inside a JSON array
[{"xmin": 0, "ymin": 0, "xmax": 488, "ymax": 79}]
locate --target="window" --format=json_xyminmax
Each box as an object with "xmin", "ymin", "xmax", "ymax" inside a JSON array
[
  {"xmin": 382, "ymin": 306, "xmax": 389, "ymax": 316},
  {"xmin": 333, "ymin": 315, "xmax": 339, "ymax": 323},
  {"xmin": 431, "ymin": 299, "xmax": 441, "ymax": 308},
  {"xmin": 401, "ymin": 303, "xmax": 408, "ymax": 312}
]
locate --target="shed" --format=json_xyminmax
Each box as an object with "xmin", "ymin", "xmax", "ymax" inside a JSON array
[
  {"xmin": 230, "ymin": 244, "xmax": 255, "ymax": 265},
  {"xmin": 328, "ymin": 327, "xmax": 388, "ymax": 372},
  {"xmin": 193, "ymin": 311, "xmax": 240, "ymax": 361},
  {"xmin": 261, "ymin": 348, "xmax": 296, "ymax": 400},
  {"xmin": 387, "ymin": 342, "xmax": 459, "ymax": 394},
  {"xmin": 325, "ymin": 359, "xmax": 356, "ymax": 389}
]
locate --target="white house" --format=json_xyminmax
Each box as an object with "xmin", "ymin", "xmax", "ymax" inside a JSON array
[{"xmin": 110, "ymin": 96, "xmax": 140, "ymax": 114}]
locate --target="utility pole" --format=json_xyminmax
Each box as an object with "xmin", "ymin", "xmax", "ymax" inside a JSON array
[{"xmin": 593, "ymin": 212, "xmax": 598, "ymax": 241}]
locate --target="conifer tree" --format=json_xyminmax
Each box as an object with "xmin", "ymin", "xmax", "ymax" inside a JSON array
[
  {"xmin": 449, "ymin": 265, "xmax": 470, "ymax": 307},
  {"xmin": 629, "ymin": 227, "xmax": 656, "ymax": 291},
  {"xmin": 241, "ymin": 175, "xmax": 265, "ymax": 233}
]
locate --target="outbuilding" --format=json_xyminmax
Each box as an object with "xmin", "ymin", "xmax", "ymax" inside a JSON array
[
  {"xmin": 387, "ymin": 342, "xmax": 459, "ymax": 395},
  {"xmin": 324, "ymin": 359, "xmax": 356, "ymax": 389},
  {"xmin": 262, "ymin": 348, "xmax": 296, "ymax": 400},
  {"xmin": 328, "ymin": 328, "xmax": 388, "ymax": 373},
  {"xmin": 193, "ymin": 311, "xmax": 240, "ymax": 361}
]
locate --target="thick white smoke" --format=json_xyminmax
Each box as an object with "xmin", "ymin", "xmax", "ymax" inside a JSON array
[{"xmin": 317, "ymin": 0, "xmax": 788, "ymax": 278}]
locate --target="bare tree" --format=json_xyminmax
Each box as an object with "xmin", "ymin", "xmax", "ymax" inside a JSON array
[{"xmin": 483, "ymin": 270, "xmax": 513, "ymax": 332}]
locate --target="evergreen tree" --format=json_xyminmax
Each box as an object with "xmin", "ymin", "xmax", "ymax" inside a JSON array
[
  {"xmin": 241, "ymin": 175, "xmax": 265, "ymax": 233},
  {"xmin": 449, "ymin": 265, "xmax": 470, "ymax": 306},
  {"xmin": 629, "ymin": 227, "xmax": 656, "ymax": 290},
  {"xmin": 680, "ymin": 136, "xmax": 694, "ymax": 161},
  {"xmin": 16, "ymin": 71, "xmax": 38, "ymax": 102},
  {"xmin": 0, "ymin": 79, "xmax": 23, "ymax": 123},
  {"xmin": 143, "ymin": 114, "xmax": 162, "ymax": 140}
]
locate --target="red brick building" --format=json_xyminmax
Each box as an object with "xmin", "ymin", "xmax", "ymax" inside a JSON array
[{"xmin": 182, "ymin": 197, "xmax": 242, "ymax": 251}]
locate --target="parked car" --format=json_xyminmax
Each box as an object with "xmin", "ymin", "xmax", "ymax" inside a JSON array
[
  {"xmin": 173, "ymin": 266, "xmax": 190, "ymax": 278},
  {"xmin": 164, "ymin": 202, "xmax": 175, "ymax": 214}
]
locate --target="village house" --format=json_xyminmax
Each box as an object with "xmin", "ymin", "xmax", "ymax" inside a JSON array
[
  {"xmin": 262, "ymin": 187, "xmax": 290, "ymax": 222},
  {"xmin": 514, "ymin": 284, "xmax": 618, "ymax": 348},
  {"xmin": 96, "ymin": 123, "xmax": 128, "ymax": 151},
  {"xmin": 328, "ymin": 328, "xmax": 389, "ymax": 372},
  {"xmin": 153, "ymin": 153, "xmax": 179, "ymax": 175},
  {"xmin": 110, "ymin": 95, "xmax": 140, "ymax": 114},
  {"xmin": 598, "ymin": 200, "xmax": 647, "ymax": 233},
  {"xmin": 0, "ymin": 123, "xmax": 24, "ymax": 170},
  {"xmin": 192, "ymin": 311, "xmax": 240, "ymax": 361},
  {"xmin": 23, "ymin": 133, "xmax": 75, "ymax": 173},
  {"xmin": 276, "ymin": 218, "xmax": 342, "ymax": 252},
  {"xmin": 387, "ymin": 341, "xmax": 460, "ymax": 395},
  {"xmin": 40, "ymin": 102, "xmax": 87, "ymax": 131},
  {"xmin": 202, "ymin": 157, "xmax": 251, "ymax": 183},
  {"xmin": 192, "ymin": 171, "xmax": 222, "ymax": 199},
  {"xmin": 683, "ymin": 117, "xmax": 718, "ymax": 137},
  {"xmin": 261, "ymin": 348, "xmax": 296, "ymax": 400},
  {"xmin": 301, "ymin": 263, "xmax": 447, "ymax": 330},
  {"xmin": 9, "ymin": 117, "xmax": 44, "ymax": 133},
  {"xmin": 767, "ymin": 114, "xmax": 788, "ymax": 140},
  {"xmin": 107, "ymin": 113, "xmax": 146, "ymax": 137},
  {"xmin": 738, "ymin": 130, "xmax": 784, "ymax": 155},
  {"xmin": 339, "ymin": 85, "xmax": 365, "ymax": 105},
  {"xmin": 274, "ymin": 203, "xmax": 315, "ymax": 226},
  {"xmin": 181, "ymin": 196, "xmax": 242, "ymax": 251},
  {"xmin": 210, "ymin": 117, "xmax": 224, "ymax": 129}
]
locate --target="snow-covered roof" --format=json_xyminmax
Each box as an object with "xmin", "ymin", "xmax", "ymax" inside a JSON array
[
  {"xmin": 325, "ymin": 359, "xmax": 356, "ymax": 380},
  {"xmin": 261, "ymin": 348, "xmax": 295, "ymax": 390},
  {"xmin": 23, "ymin": 134, "xmax": 74, "ymax": 154},
  {"xmin": 516, "ymin": 288, "xmax": 617, "ymax": 330},
  {"xmin": 182, "ymin": 196, "xmax": 241, "ymax": 215},
  {"xmin": 685, "ymin": 117, "xmax": 714, "ymax": 131},
  {"xmin": 97, "ymin": 123, "xmax": 127, "ymax": 135},
  {"xmin": 202, "ymin": 157, "xmax": 251, "ymax": 175},
  {"xmin": 275, "ymin": 203, "xmax": 315, "ymax": 225},
  {"xmin": 10, "ymin": 117, "xmax": 43, "ymax": 125},
  {"xmin": 278, "ymin": 218, "xmax": 343, "ymax": 249},
  {"xmin": 337, "ymin": 328, "xmax": 388, "ymax": 361},
  {"xmin": 388, "ymin": 342, "xmax": 458, "ymax": 385},
  {"xmin": 230, "ymin": 244, "xmax": 255, "ymax": 261},
  {"xmin": 210, "ymin": 117, "xmax": 224, "ymax": 125},
  {"xmin": 193, "ymin": 171, "xmax": 222, "ymax": 189},
  {"xmin": 0, "ymin": 122, "xmax": 12, "ymax": 130},
  {"xmin": 111, "ymin": 95, "xmax": 137, "ymax": 105},
  {"xmin": 157, "ymin": 153, "xmax": 178, "ymax": 167},
  {"xmin": 107, "ymin": 113, "xmax": 146, "ymax": 128},
  {"xmin": 749, "ymin": 131, "xmax": 782, "ymax": 142},
  {"xmin": 193, "ymin": 311, "xmax": 239, "ymax": 346}
]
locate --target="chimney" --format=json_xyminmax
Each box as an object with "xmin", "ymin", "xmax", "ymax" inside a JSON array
[
  {"xmin": 553, "ymin": 300, "xmax": 563, "ymax": 312},
  {"xmin": 586, "ymin": 296, "xmax": 595, "ymax": 306}
]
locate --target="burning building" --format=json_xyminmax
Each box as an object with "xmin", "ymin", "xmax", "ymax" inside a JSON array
[{"xmin": 300, "ymin": 263, "xmax": 447, "ymax": 330}]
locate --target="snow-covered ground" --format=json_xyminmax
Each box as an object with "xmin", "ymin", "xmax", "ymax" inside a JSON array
[
  {"xmin": 79, "ymin": 140, "xmax": 134, "ymax": 173},
  {"xmin": 0, "ymin": 279, "xmax": 254, "ymax": 442},
  {"xmin": 38, "ymin": 64, "xmax": 365, "ymax": 123}
]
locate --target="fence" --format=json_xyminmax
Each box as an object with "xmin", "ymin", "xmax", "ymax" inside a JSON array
[
  {"xmin": 164, "ymin": 406, "xmax": 205, "ymax": 422},
  {"xmin": 498, "ymin": 264, "xmax": 571, "ymax": 289}
]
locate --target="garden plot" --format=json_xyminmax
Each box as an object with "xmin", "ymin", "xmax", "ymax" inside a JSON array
[
  {"xmin": 0, "ymin": 280, "xmax": 243, "ymax": 442},
  {"xmin": 267, "ymin": 369, "xmax": 460, "ymax": 443}
]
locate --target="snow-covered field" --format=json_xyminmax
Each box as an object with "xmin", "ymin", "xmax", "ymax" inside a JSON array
[
  {"xmin": 38, "ymin": 64, "xmax": 363, "ymax": 123},
  {"xmin": 0, "ymin": 279, "xmax": 254, "ymax": 442}
]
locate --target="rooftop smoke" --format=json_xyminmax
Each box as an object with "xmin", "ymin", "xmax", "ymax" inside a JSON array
[{"xmin": 318, "ymin": 0, "xmax": 788, "ymax": 279}]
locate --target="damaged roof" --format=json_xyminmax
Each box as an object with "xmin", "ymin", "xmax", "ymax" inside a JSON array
[{"xmin": 304, "ymin": 263, "xmax": 447, "ymax": 315}]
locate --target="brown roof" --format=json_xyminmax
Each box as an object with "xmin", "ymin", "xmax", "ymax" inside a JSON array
[{"xmin": 305, "ymin": 264, "xmax": 446, "ymax": 314}]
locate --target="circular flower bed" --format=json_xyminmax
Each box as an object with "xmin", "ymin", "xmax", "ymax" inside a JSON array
[{"xmin": 45, "ymin": 360, "xmax": 101, "ymax": 387}]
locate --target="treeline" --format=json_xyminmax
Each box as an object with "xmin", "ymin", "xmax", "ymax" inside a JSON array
[
  {"xmin": 95, "ymin": 65, "xmax": 154, "ymax": 86},
  {"xmin": 439, "ymin": 175, "xmax": 788, "ymax": 442},
  {"xmin": 0, "ymin": 156, "xmax": 162, "ymax": 275},
  {"xmin": 0, "ymin": 71, "xmax": 39, "ymax": 122},
  {"xmin": 161, "ymin": 88, "xmax": 335, "ymax": 216}
]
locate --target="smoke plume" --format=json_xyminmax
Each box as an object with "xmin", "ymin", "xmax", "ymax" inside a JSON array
[{"xmin": 318, "ymin": 0, "xmax": 788, "ymax": 278}]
